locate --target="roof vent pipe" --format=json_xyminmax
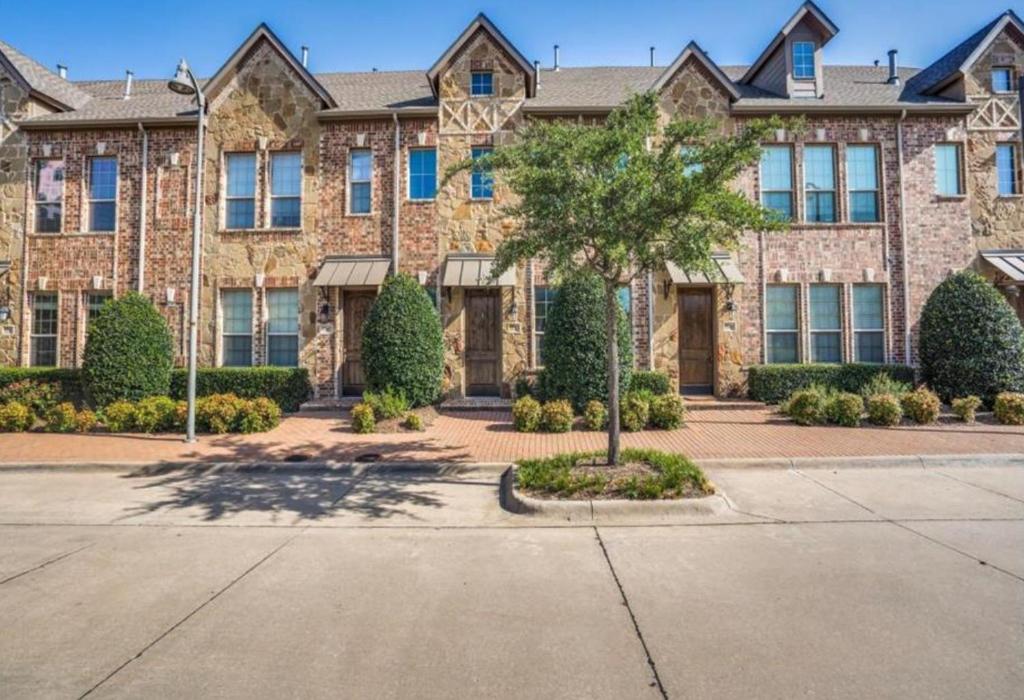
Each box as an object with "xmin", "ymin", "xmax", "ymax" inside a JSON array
[
  {"xmin": 534, "ymin": 60, "xmax": 541, "ymax": 87},
  {"xmin": 57, "ymin": 64, "xmax": 67, "ymax": 79},
  {"xmin": 650, "ymin": 46, "xmax": 656, "ymax": 67},
  {"xmin": 887, "ymin": 49, "xmax": 900, "ymax": 86},
  {"xmin": 123, "ymin": 70, "xmax": 133, "ymax": 100},
  {"xmin": 553, "ymin": 45, "xmax": 560, "ymax": 71},
  {"xmin": 301, "ymin": 46, "xmax": 309, "ymax": 68}
]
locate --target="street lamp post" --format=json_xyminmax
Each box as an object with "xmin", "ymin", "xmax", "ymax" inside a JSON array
[{"xmin": 168, "ymin": 59, "xmax": 206, "ymax": 443}]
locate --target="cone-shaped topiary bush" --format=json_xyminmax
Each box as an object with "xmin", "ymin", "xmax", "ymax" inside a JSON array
[
  {"xmin": 83, "ymin": 292, "xmax": 173, "ymax": 407},
  {"xmin": 361, "ymin": 273, "xmax": 444, "ymax": 407},
  {"xmin": 919, "ymin": 271, "xmax": 1024, "ymax": 405}
]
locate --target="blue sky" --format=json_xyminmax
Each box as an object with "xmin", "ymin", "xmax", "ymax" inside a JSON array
[{"xmin": 3, "ymin": 0, "xmax": 1018, "ymax": 80}]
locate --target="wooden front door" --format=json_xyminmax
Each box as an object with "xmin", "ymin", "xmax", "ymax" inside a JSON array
[
  {"xmin": 465, "ymin": 289, "xmax": 502, "ymax": 396},
  {"xmin": 342, "ymin": 291, "xmax": 376, "ymax": 395},
  {"xmin": 678, "ymin": 288, "xmax": 714, "ymax": 394}
]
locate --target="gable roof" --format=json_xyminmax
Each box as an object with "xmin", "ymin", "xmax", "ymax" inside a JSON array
[
  {"xmin": 0, "ymin": 39, "xmax": 91, "ymax": 110},
  {"xmin": 426, "ymin": 13, "xmax": 536, "ymax": 98},
  {"xmin": 911, "ymin": 10, "xmax": 1024, "ymax": 95},
  {"xmin": 651, "ymin": 41, "xmax": 740, "ymax": 100},
  {"xmin": 202, "ymin": 23, "xmax": 337, "ymax": 108},
  {"xmin": 740, "ymin": 1, "xmax": 840, "ymax": 85}
]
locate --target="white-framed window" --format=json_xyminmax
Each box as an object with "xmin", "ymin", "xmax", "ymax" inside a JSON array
[
  {"xmin": 86, "ymin": 292, "xmax": 111, "ymax": 324},
  {"xmin": 997, "ymin": 143, "xmax": 1019, "ymax": 196},
  {"xmin": 31, "ymin": 293, "xmax": 58, "ymax": 367},
  {"xmin": 809, "ymin": 284, "xmax": 841, "ymax": 363},
  {"xmin": 88, "ymin": 157, "xmax": 117, "ymax": 232},
  {"xmin": 471, "ymin": 71, "xmax": 493, "ymax": 96},
  {"xmin": 792, "ymin": 41, "xmax": 815, "ymax": 80},
  {"xmin": 266, "ymin": 288, "xmax": 299, "ymax": 367},
  {"xmin": 408, "ymin": 148, "xmax": 437, "ymax": 200},
  {"xmin": 760, "ymin": 145, "xmax": 794, "ymax": 220},
  {"xmin": 270, "ymin": 152, "xmax": 302, "ymax": 227},
  {"xmin": 679, "ymin": 145, "xmax": 703, "ymax": 176},
  {"xmin": 853, "ymin": 284, "xmax": 885, "ymax": 363},
  {"xmin": 847, "ymin": 145, "xmax": 880, "ymax": 222},
  {"xmin": 221, "ymin": 289, "xmax": 253, "ymax": 367},
  {"xmin": 471, "ymin": 147, "xmax": 494, "ymax": 200},
  {"xmin": 34, "ymin": 159, "xmax": 64, "ymax": 234},
  {"xmin": 225, "ymin": 153, "xmax": 257, "ymax": 229},
  {"xmin": 349, "ymin": 149, "xmax": 372, "ymax": 214},
  {"xmin": 934, "ymin": 143, "xmax": 964, "ymax": 196},
  {"xmin": 992, "ymin": 66, "xmax": 1014, "ymax": 93},
  {"xmin": 803, "ymin": 145, "xmax": 836, "ymax": 223},
  {"xmin": 533, "ymin": 286, "xmax": 556, "ymax": 367},
  {"xmin": 766, "ymin": 285, "xmax": 799, "ymax": 364}
]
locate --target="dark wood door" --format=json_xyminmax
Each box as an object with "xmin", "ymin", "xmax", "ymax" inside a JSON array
[
  {"xmin": 465, "ymin": 289, "xmax": 502, "ymax": 396},
  {"xmin": 678, "ymin": 288, "xmax": 713, "ymax": 393},
  {"xmin": 342, "ymin": 291, "xmax": 376, "ymax": 395}
]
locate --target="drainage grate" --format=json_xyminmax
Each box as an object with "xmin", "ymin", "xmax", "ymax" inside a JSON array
[
  {"xmin": 354, "ymin": 452, "xmax": 382, "ymax": 463},
  {"xmin": 283, "ymin": 453, "xmax": 310, "ymax": 463}
]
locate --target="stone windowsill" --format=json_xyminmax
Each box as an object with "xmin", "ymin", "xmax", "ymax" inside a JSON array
[
  {"xmin": 28, "ymin": 231, "xmax": 116, "ymax": 238},
  {"xmin": 935, "ymin": 194, "xmax": 968, "ymax": 202},
  {"xmin": 343, "ymin": 213, "xmax": 374, "ymax": 219},
  {"xmin": 996, "ymin": 194, "xmax": 1024, "ymax": 200},
  {"xmin": 406, "ymin": 198, "xmax": 436, "ymax": 204}
]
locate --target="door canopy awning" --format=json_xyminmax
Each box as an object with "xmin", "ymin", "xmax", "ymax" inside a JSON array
[
  {"xmin": 313, "ymin": 256, "xmax": 390, "ymax": 287},
  {"xmin": 442, "ymin": 254, "xmax": 516, "ymax": 287},
  {"xmin": 665, "ymin": 254, "xmax": 744, "ymax": 285},
  {"xmin": 980, "ymin": 250, "xmax": 1024, "ymax": 282}
]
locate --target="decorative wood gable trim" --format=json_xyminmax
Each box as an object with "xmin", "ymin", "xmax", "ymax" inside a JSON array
[{"xmin": 426, "ymin": 13, "xmax": 536, "ymax": 99}]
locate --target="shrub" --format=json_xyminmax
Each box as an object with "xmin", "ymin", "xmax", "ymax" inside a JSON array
[
  {"xmin": 513, "ymin": 375, "xmax": 536, "ymax": 399},
  {"xmin": 0, "ymin": 368, "xmax": 84, "ymax": 407},
  {"xmin": 747, "ymin": 363, "xmax": 916, "ymax": 404},
  {"xmin": 74, "ymin": 409, "xmax": 98, "ymax": 433},
  {"xmin": 582, "ymin": 400, "xmax": 608, "ymax": 431},
  {"xmin": 901, "ymin": 387, "xmax": 941, "ymax": 425},
  {"xmin": 103, "ymin": 400, "xmax": 138, "ymax": 432},
  {"xmin": 196, "ymin": 394, "xmax": 242, "ymax": 434},
  {"xmin": 45, "ymin": 402, "xmax": 78, "ymax": 433},
  {"xmin": 0, "ymin": 402, "xmax": 33, "ymax": 432},
  {"xmin": 135, "ymin": 396, "xmax": 178, "ymax": 433},
  {"xmin": 951, "ymin": 396, "xmax": 982, "ymax": 424},
  {"xmin": 0, "ymin": 380, "xmax": 61, "ymax": 415},
  {"xmin": 169, "ymin": 367, "xmax": 311, "ymax": 412},
  {"xmin": 825, "ymin": 392, "xmax": 864, "ymax": 427},
  {"xmin": 361, "ymin": 273, "xmax": 444, "ymax": 407},
  {"xmin": 649, "ymin": 394, "xmax": 685, "ymax": 429},
  {"xmin": 784, "ymin": 386, "xmax": 828, "ymax": 426},
  {"xmin": 866, "ymin": 394, "xmax": 902, "ymax": 427},
  {"xmin": 83, "ymin": 292, "xmax": 174, "ymax": 407},
  {"xmin": 512, "ymin": 396, "xmax": 542, "ymax": 433},
  {"xmin": 172, "ymin": 401, "xmax": 188, "ymax": 432},
  {"xmin": 541, "ymin": 400, "xmax": 574, "ymax": 433},
  {"xmin": 362, "ymin": 388, "xmax": 409, "ymax": 421},
  {"xmin": 351, "ymin": 403, "xmax": 376, "ymax": 434},
  {"xmin": 403, "ymin": 412, "xmax": 424, "ymax": 431},
  {"xmin": 920, "ymin": 271, "xmax": 1024, "ymax": 404},
  {"xmin": 861, "ymin": 372, "xmax": 912, "ymax": 400},
  {"xmin": 620, "ymin": 392, "xmax": 650, "ymax": 432},
  {"xmin": 237, "ymin": 397, "xmax": 282, "ymax": 434},
  {"xmin": 539, "ymin": 273, "xmax": 633, "ymax": 412},
  {"xmin": 994, "ymin": 392, "xmax": 1024, "ymax": 425},
  {"xmin": 629, "ymin": 371, "xmax": 671, "ymax": 396}
]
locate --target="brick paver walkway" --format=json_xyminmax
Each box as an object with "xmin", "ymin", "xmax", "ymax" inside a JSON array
[{"xmin": 0, "ymin": 406, "xmax": 1018, "ymax": 464}]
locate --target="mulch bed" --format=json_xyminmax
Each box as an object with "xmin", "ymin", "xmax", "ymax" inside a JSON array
[{"xmin": 373, "ymin": 405, "xmax": 439, "ymax": 434}]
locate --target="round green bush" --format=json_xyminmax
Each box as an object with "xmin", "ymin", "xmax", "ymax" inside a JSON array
[
  {"xmin": 866, "ymin": 394, "xmax": 902, "ymax": 427},
  {"xmin": 540, "ymin": 273, "xmax": 633, "ymax": 411},
  {"xmin": 994, "ymin": 392, "xmax": 1024, "ymax": 425},
  {"xmin": 351, "ymin": 403, "xmax": 376, "ymax": 434},
  {"xmin": 919, "ymin": 271, "xmax": 1024, "ymax": 404},
  {"xmin": 649, "ymin": 394, "xmax": 685, "ymax": 429},
  {"xmin": 901, "ymin": 387, "xmax": 941, "ymax": 425},
  {"xmin": 135, "ymin": 396, "xmax": 178, "ymax": 433},
  {"xmin": 83, "ymin": 292, "xmax": 173, "ymax": 407},
  {"xmin": 825, "ymin": 392, "xmax": 864, "ymax": 427},
  {"xmin": 45, "ymin": 402, "xmax": 78, "ymax": 433},
  {"xmin": 403, "ymin": 412, "xmax": 424, "ymax": 431},
  {"xmin": 237, "ymin": 397, "xmax": 282, "ymax": 434},
  {"xmin": 583, "ymin": 400, "xmax": 608, "ymax": 431},
  {"xmin": 512, "ymin": 396, "xmax": 542, "ymax": 432},
  {"xmin": 620, "ymin": 392, "xmax": 650, "ymax": 432},
  {"xmin": 74, "ymin": 409, "xmax": 98, "ymax": 433},
  {"xmin": 196, "ymin": 394, "xmax": 242, "ymax": 434},
  {"xmin": 951, "ymin": 396, "xmax": 981, "ymax": 423},
  {"xmin": 103, "ymin": 400, "xmax": 138, "ymax": 432},
  {"xmin": 785, "ymin": 388, "xmax": 827, "ymax": 426},
  {"xmin": 361, "ymin": 274, "xmax": 444, "ymax": 408},
  {"xmin": 629, "ymin": 371, "xmax": 671, "ymax": 396},
  {"xmin": 0, "ymin": 402, "xmax": 34, "ymax": 432},
  {"xmin": 541, "ymin": 400, "xmax": 574, "ymax": 433}
]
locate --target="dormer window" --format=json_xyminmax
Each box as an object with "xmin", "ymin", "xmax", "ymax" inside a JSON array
[
  {"xmin": 992, "ymin": 67, "xmax": 1014, "ymax": 93},
  {"xmin": 471, "ymin": 71, "xmax": 493, "ymax": 96},
  {"xmin": 792, "ymin": 42, "xmax": 815, "ymax": 80}
]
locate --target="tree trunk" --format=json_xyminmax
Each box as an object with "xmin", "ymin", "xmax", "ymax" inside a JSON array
[{"xmin": 605, "ymin": 284, "xmax": 621, "ymax": 466}]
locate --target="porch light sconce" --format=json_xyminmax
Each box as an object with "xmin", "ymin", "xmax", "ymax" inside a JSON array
[
  {"xmin": 445, "ymin": 286, "xmax": 453, "ymax": 304},
  {"xmin": 1004, "ymin": 284, "xmax": 1020, "ymax": 298},
  {"xmin": 165, "ymin": 287, "xmax": 176, "ymax": 304},
  {"xmin": 416, "ymin": 270, "xmax": 428, "ymax": 285},
  {"xmin": 662, "ymin": 278, "xmax": 672, "ymax": 299},
  {"xmin": 317, "ymin": 287, "xmax": 331, "ymax": 324}
]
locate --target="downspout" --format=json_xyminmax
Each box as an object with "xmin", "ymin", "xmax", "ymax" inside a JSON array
[
  {"xmin": 896, "ymin": 109, "xmax": 912, "ymax": 365},
  {"xmin": 137, "ymin": 122, "xmax": 148, "ymax": 293},
  {"xmin": 391, "ymin": 112, "xmax": 401, "ymax": 275},
  {"xmin": 646, "ymin": 271, "xmax": 654, "ymax": 370}
]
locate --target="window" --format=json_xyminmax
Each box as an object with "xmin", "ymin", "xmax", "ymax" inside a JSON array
[
  {"xmin": 679, "ymin": 145, "xmax": 703, "ymax": 176},
  {"xmin": 88, "ymin": 157, "xmax": 117, "ymax": 232},
  {"xmin": 409, "ymin": 148, "xmax": 437, "ymax": 200},
  {"xmin": 934, "ymin": 144, "xmax": 964, "ymax": 196},
  {"xmin": 533, "ymin": 286, "xmax": 555, "ymax": 366},
  {"xmin": 225, "ymin": 153, "xmax": 256, "ymax": 229},
  {"xmin": 766, "ymin": 285, "xmax": 798, "ymax": 363},
  {"xmin": 221, "ymin": 290, "xmax": 253, "ymax": 367},
  {"xmin": 266, "ymin": 288, "xmax": 299, "ymax": 367},
  {"xmin": 349, "ymin": 149, "xmax": 372, "ymax": 214},
  {"xmin": 809, "ymin": 285, "xmax": 841, "ymax": 363},
  {"xmin": 270, "ymin": 152, "xmax": 302, "ymax": 227},
  {"xmin": 853, "ymin": 285, "xmax": 885, "ymax": 363},
  {"xmin": 760, "ymin": 146, "xmax": 794, "ymax": 220},
  {"xmin": 992, "ymin": 67, "xmax": 1014, "ymax": 93},
  {"xmin": 34, "ymin": 160, "xmax": 63, "ymax": 233},
  {"xmin": 31, "ymin": 293, "xmax": 58, "ymax": 367},
  {"xmin": 470, "ymin": 71, "xmax": 493, "ymax": 96},
  {"xmin": 847, "ymin": 145, "xmax": 880, "ymax": 222},
  {"xmin": 793, "ymin": 41, "xmax": 815, "ymax": 79},
  {"xmin": 471, "ymin": 147, "xmax": 494, "ymax": 199},
  {"xmin": 803, "ymin": 145, "xmax": 836, "ymax": 223},
  {"xmin": 86, "ymin": 292, "xmax": 110, "ymax": 324},
  {"xmin": 997, "ymin": 143, "xmax": 1019, "ymax": 196}
]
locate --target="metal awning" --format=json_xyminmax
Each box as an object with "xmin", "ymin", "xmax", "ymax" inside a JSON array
[
  {"xmin": 665, "ymin": 254, "xmax": 744, "ymax": 285},
  {"xmin": 442, "ymin": 255, "xmax": 517, "ymax": 287},
  {"xmin": 980, "ymin": 250, "xmax": 1024, "ymax": 282},
  {"xmin": 313, "ymin": 257, "xmax": 390, "ymax": 287}
]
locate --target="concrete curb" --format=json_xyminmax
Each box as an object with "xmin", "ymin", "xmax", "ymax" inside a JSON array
[
  {"xmin": 0, "ymin": 460, "xmax": 512, "ymax": 475},
  {"xmin": 696, "ymin": 453, "xmax": 1024, "ymax": 470}
]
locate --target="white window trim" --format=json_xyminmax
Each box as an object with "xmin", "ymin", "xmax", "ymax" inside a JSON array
[
  {"xmin": 30, "ymin": 292, "xmax": 59, "ymax": 367},
  {"xmin": 407, "ymin": 147, "xmax": 438, "ymax": 202},
  {"xmin": 808, "ymin": 284, "xmax": 842, "ymax": 363},
  {"xmin": 765, "ymin": 284, "xmax": 800, "ymax": 364},
  {"xmin": 265, "ymin": 288, "xmax": 300, "ymax": 367},
  {"xmin": 846, "ymin": 143, "xmax": 882, "ymax": 223},
  {"xmin": 532, "ymin": 285, "xmax": 555, "ymax": 369},
  {"xmin": 268, "ymin": 151, "xmax": 303, "ymax": 229},
  {"xmin": 347, "ymin": 148, "xmax": 373, "ymax": 215},
  {"xmin": 87, "ymin": 156, "xmax": 118, "ymax": 233},
  {"xmin": 760, "ymin": 145, "xmax": 794, "ymax": 219},
  {"xmin": 223, "ymin": 152, "xmax": 259, "ymax": 231},
  {"xmin": 802, "ymin": 144, "xmax": 837, "ymax": 224},
  {"xmin": 219, "ymin": 289, "xmax": 255, "ymax": 367},
  {"xmin": 470, "ymin": 71, "xmax": 494, "ymax": 97},
  {"xmin": 852, "ymin": 284, "xmax": 886, "ymax": 364},
  {"xmin": 33, "ymin": 158, "xmax": 65, "ymax": 235},
  {"xmin": 792, "ymin": 41, "xmax": 816, "ymax": 80}
]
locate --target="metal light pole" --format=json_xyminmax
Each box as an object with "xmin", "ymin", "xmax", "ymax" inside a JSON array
[{"xmin": 168, "ymin": 59, "xmax": 206, "ymax": 443}]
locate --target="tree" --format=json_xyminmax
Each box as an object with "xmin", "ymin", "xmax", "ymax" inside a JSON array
[{"xmin": 448, "ymin": 93, "xmax": 787, "ymax": 464}]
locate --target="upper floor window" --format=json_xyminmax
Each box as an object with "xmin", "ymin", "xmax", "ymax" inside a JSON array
[
  {"xmin": 88, "ymin": 157, "xmax": 117, "ymax": 232},
  {"xmin": 766, "ymin": 285, "xmax": 799, "ymax": 364},
  {"xmin": 792, "ymin": 42, "xmax": 815, "ymax": 80},
  {"xmin": 934, "ymin": 144, "xmax": 964, "ymax": 196},
  {"xmin": 221, "ymin": 289, "xmax": 253, "ymax": 367},
  {"xmin": 34, "ymin": 160, "xmax": 64, "ymax": 234},
  {"xmin": 853, "ymin": 285, "xmax": 885, "ymax": 363},
  {"xmin": 225, "ymin": 153, "xmax": 256, "ymax": 229},
  {"xmin": 31, "ymin": 293, "xmax": 58, "ymax": 367},
  {"xmin": 349, "ymin": 149, "xmax": 372, "ymax": 214},
  {"xmin": 997, "ymin": 143, "xmax": 1020, "ymax": 196},
  {"xmin": 803, "ymin": 145, "xmax": 836, "ymax": 223},
  {"xmin": 760, "ymin": 145, "xmax": 794, "ymax": 220},
  {"xmin": 471, "ymin": 71, "xmax": 494, "ymax": 96},
  {"xmin": 270, "ymin": 152, "xmax": 302, "ymax": 228},
  {"xmin": 266, "ymin": 288, "xmax": 299, "ymax": 367},
  {"xmin": 992, "ymin": 67, "xmax": 1014, "ymax": 93},
  {"xmin": 409, "ymin": 148, "xmax": 437, "ymax": 200},
  {"xmin": 847, "ymin": 145, "xmax": 880, "ymax": 222},
  {"xmin": 679, "ymin": 145, "xmax": 703, "ymax": 176},
  {"xmin": 471, "ymin": 147, "xmax": 494, "ymax": 200},
  {"xmin": 809, "ymin": 284, "xmax": 841, "ymax": 363}
]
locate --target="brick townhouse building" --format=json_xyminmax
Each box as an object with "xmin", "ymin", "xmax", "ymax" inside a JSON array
[{"xmin": 0, "ymin": 1, "xmax": 1023, "ymax": 399}]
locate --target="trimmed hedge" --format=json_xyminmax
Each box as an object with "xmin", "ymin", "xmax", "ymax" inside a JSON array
[
  {"xmin": 748, "ymin": 363, "xmax": 916, "ymax": 404},
  {"xmin": 169, "ymin": 367, "xmax": 311, "ymax": 412},
  {"xmin": 0, "ymin": 368, "xmax": 84, "ymax": 407}
]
